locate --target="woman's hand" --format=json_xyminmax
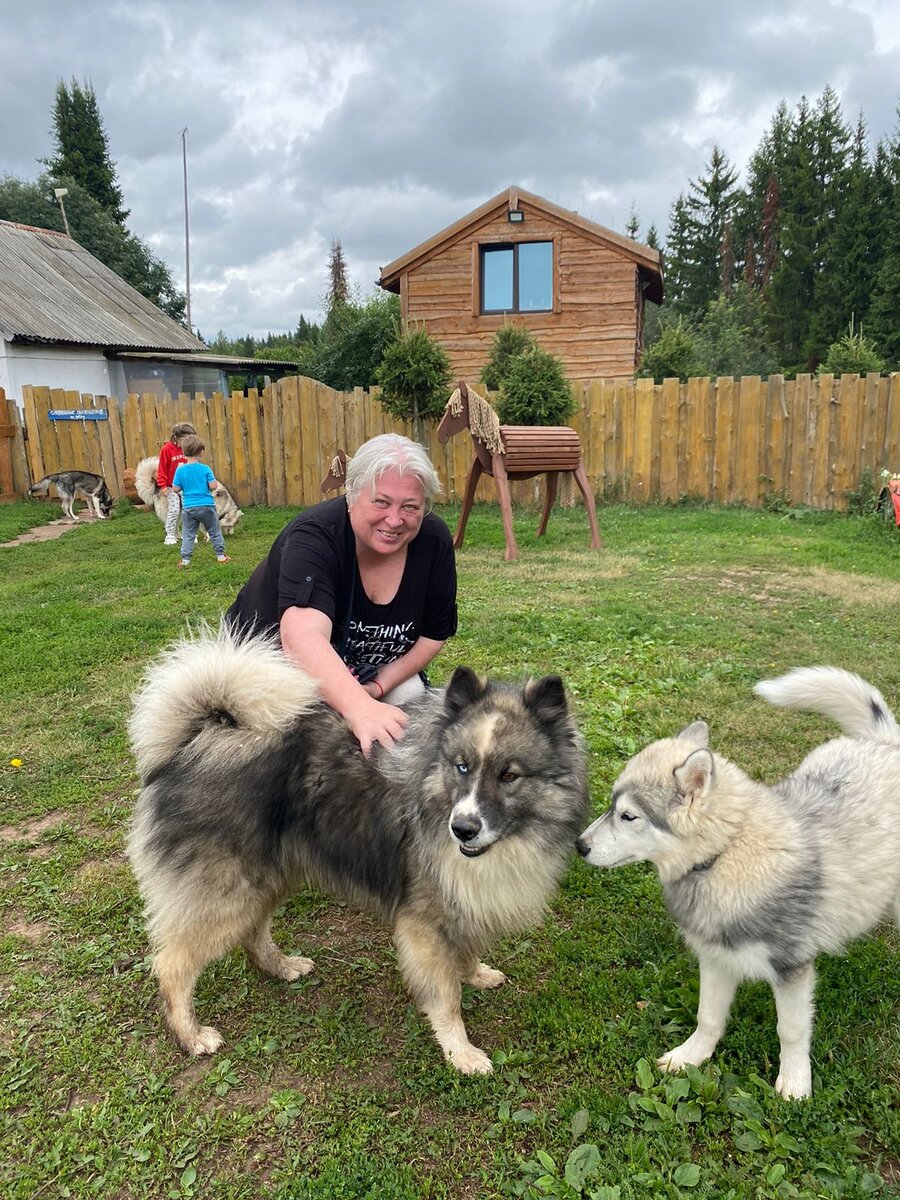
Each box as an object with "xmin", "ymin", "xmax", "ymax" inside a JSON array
[{"xmin": 343, "ymin": 694, "xmax": 408, "ymax": 757}]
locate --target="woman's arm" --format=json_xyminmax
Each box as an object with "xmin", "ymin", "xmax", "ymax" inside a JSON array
[
  {"xmin": 365, "ymin": 636, "xmax": 445, "ymax": 698},
  {"xmin": 279, "ymin": 605, "xmax": 409, "ymax": 757}
]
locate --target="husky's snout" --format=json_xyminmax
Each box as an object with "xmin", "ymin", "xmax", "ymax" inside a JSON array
[
  {"xmin": 449, "ymin": 801, "xmax": 493, "ymax": 857},
  {"xmin": 575, "ymin": 836, "xmax": 590, "ymax": 857}
]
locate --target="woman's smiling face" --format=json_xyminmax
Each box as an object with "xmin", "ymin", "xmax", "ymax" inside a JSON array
[{"xmin": 348, "ymin": 468, "xmax": 426, "ymax": 556}]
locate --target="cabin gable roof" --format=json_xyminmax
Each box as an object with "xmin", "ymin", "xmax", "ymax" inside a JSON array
[{"xmin": 378, "ymin": 186, "xmax": 663, "ymax": 303}]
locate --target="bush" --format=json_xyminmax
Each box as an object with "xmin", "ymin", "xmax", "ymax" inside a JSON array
[
  {"xmin": 694, "ymin": 286, "xmax": 779, "ymax": 378},
  {"xmin": 817, "ymin": 322, "xmax": 885, "ymax": 376},
  {"xmin": 496, "ymin": 345, "xmax": 575, "ymax": 426},
  {"xmin": 375, "ymin": 324, "xmax": 453, "ymax": 440},
  {"xmin": 480, "ymin": 323, "xmax": 537, "ymax": 392},
  {"xmin": 636, "ymin": 319, "xmax": 702, "ymax": 382}
]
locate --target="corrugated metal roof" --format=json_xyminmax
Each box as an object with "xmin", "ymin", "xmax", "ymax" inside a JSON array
[
  {"xmin": 0, "ymin": 220, "xmax": 206, "ymax": 352},
  {"xmin": 116, "ymin": 351, "xmax": 299, "ymax": 371}
]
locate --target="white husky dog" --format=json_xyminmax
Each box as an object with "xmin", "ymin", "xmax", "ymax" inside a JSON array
[{"xmin": 577, "ymin": 667, "xmax": 900, "ymax": 1099}]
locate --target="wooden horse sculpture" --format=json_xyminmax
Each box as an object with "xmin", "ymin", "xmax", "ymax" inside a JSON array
[
  {"xmin": 436, "ymin": 381, "xmax": 602, "ymax": 561},
  {"xmin": 321, "ymin": 449, "xmax": 348, "ymax": 494}
]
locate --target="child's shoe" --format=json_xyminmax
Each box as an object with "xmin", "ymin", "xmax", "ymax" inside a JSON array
[
  {"xmin": 216, "ymin": 555, "xmax": 231, "ymax": 563},
  {"xmin": 178, "ymin": 559, "xmax": 190, "ymax": 569},
  {"xmin": 164, "ymin": 536, "xmax": 178, "ymax": 545}
]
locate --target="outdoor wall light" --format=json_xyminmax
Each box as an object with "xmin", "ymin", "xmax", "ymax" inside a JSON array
[{"xmin": 508, "ymin": 210, "xmax": 525, "ymax": 223}]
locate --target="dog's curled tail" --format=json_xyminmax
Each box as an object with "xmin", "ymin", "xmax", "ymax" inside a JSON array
[
  {"xmin": 754, "ymin": 666, "xmax": 900, "ymax": 744},
  {"xmin": 128, "ymin": 620, "xmax": 320, "ymax": 778},
  {"xmin": 133, "ymin": 457, "xmax": 161, "ymax": 506},
  {"xmin": 28, "ymin": 475, "xmax": 53, "ymax": 495}
]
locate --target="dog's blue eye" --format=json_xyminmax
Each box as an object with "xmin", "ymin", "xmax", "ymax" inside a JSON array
[
  {"xmin": 620, "ymin": 812, "xmax": 637, "ymax": 822},
  {"xmin": 455, "ymin": 762, "xmax": 468, "ymax": 775}
]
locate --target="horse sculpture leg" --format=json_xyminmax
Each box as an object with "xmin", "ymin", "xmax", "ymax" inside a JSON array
[
  {"xmin": 574, "ymin": 462, "xmax": 603, "ymax": 550},
  {"xmin": 492, "ymin": 455, "xmax": 520, "ymax": 562},
  {"xmin": 537, "ymin": 472, "xmax": 559, "ymax": 538},
  {"xmin": 453, "ymin": 457, "xmax": 484, "ymax": 550}
]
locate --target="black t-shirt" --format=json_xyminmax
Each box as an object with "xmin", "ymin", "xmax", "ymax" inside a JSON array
[{"xmin": 226, "ymin": 496, "xmax": 457, "ymax": 672}]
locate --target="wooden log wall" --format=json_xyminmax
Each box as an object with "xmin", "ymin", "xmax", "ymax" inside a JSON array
[{"xmin": 16, "ymin": 372, "xmax": 900, "ymax": 513}]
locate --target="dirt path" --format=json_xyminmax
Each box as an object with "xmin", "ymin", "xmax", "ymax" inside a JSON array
[{"xmin": 0, "ymin": 512, "xmax": 104, "ymax": 548}]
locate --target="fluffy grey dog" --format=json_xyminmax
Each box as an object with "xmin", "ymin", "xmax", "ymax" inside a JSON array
[
  {"xmin": 128, "ymin": 623, "xmax": 588, "ymax": 1073},
  {"xmin": 577, "ymin": 667, "xmax": 900, "ymax": 1098}
]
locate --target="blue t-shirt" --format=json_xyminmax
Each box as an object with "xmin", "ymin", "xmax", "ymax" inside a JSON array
[{"xmin": 173, "ymin": 461, "xmax": 216, "ymax": 509}]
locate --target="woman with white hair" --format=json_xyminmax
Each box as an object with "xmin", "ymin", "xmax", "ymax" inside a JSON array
[{"xmin": 226, "ymin": 434, "xmax": 457, "ymax": 755}]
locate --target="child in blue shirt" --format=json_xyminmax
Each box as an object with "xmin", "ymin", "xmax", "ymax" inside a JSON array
[{"xmin": 172, "ymin": 435, "xmax": 231, "ymax": 568}]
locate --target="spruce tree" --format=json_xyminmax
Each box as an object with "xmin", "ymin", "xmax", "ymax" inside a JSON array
[
  {"xmin": 868, "ymin": 114, "xmax": 900, "ymax": 366},
  {"xmin": 664, "ymin": 146, "xmax": 739, "ymax": 317},
  {"xmin": 45, "ymin": 79, "xmax": 129, "ymax": 225}
]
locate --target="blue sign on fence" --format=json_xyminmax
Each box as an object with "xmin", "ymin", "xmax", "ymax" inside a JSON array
[{"xmin": 48, "ymin": 409, "xmax": 108, "ymax": 421}]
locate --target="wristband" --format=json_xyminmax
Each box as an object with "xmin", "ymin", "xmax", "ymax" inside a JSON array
[{"xmin": 372, "ymin": 679, "xmax": 384, "ymax": 699}]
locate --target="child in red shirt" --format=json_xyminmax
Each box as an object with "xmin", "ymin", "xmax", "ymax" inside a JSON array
[{"xmin": 157, "ymin": 422, "xmax": 196, "ymax": 545}]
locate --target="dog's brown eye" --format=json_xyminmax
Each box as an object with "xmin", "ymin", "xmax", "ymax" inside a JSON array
[{"xmin": 500, "ymin": 770, "xmax": 518, "ymax": 784}]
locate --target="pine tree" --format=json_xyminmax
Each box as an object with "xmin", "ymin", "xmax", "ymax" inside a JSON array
[
  {"xmin": 664, "ymin": 146, "xmax": 739, "ymax": 317},
  {"xmin": 868, "ymin": 112, "xmax": 900, "ymax": 366},
  {"xmin": 325, "ymin": 238, "xmax": 350, "ymax": 317},
  {"xmin": 624, "ymin": 204, "xmax": 640, "ymax": 240},
  {"xmin": 45, "ymin": 79, "xmax": 129, "ymax": 225},
  {"xmin": 645, "ymin": 224, "xmax": 660, "ymax": 250}
]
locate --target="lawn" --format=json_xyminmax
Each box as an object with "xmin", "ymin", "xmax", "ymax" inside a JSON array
[{"xmin": 1, "ymin": 497, "xmax": 898, "ymax": 1200}]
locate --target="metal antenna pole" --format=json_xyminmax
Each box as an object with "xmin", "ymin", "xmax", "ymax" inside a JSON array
[{"xmin": 182, "ymin": 127, "xmax": 192, "ymax": 334}]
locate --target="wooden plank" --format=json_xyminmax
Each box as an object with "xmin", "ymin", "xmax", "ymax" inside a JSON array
[
  {"xmin": 631, "ymin": 377, "xmax": 654, "ymax": 502},
  {"xmin": 315, "ymin": 382, "xmax": 339, "ymax": 506},
  {"xmin": 712, "ymin": 378, "xmax": 733, "ymax": 503},
  {"xmin": 859, "ymin": 373, "xmax": 881, "ymax": 481},
  {"xmin": 734, "ymin": 376, "xmax": 762, "ymax": 505},
  {"xmin": 264, "ymin": 377, "xmax": 286, "ymax": 507},
  {"xmin": 658, "ymin": 377, "xmax": 679, "ymax": 502},
  {"xmin": 244, "ymin": 388, "xmax": 266, "ymax": 506},
  {"xmin": 832, "ymin": 374, "xmax": 861, "ymax": 507},
  {"xmin": 684, "ymin": 376, "xmax": 713, "ymax": 499},
  {"xmin": 884, "ymin": 373, "xmax": 900, "ymax": 479},
  {"xmin": 229, "ymin": 392, "xmax": 251, "ymax": 506},
  {"xmin": 280, "ymin": 375, "xmax": 303, "ymax": 507},
  {"xmin": 810, "ymin": 376, "xmax": 833, "ymax": 509},
  {"xmin": 93, "ymin": 394, "xmax": 122, "ymax": 495},
  {"xmin": 9, "ymin": 398, "xmax": 31, "ymax": 496},
  {"xmin": 210, "ymin": 391, "xmax": 233, "ymax": 488},
  {"xmin": 122, "ymin": 394, "xmax": 142, "ymax": 470},
  {"xmin": 22, "ymin": 386, "xmax": 46, "ymax": 483}
]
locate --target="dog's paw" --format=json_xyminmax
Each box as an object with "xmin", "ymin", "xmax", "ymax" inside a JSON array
[
  {"xmin": 657, "ymin": 1042, "xmax": 709, "ymax": 1072},
  {"xmin": 184, "ymin": 1025, "xmax": 224, "ymax": 1056},
  {"xmin": 467, "ymin": 963, "xmax": 507, "ymax": 989},
  {"xmin": 447, "ymin": 1043, "xmax": 494, "ymax": 1075},
  {"xmin": 281, "ymin": 954, "xmax": 315, "ymax": 981},
  {"xmin": 775, "ymin": 1067, "xmax": 812, "ymax": 1100}
]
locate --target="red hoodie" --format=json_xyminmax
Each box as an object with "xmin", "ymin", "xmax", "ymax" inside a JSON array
[{"xmin": 157, "ymin": 440, "xmax": 187, "ymax": 489}]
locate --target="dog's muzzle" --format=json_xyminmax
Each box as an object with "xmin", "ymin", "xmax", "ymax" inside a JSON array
[{"xmin": 451, "ymin": 812, "xmax": 490, "ymax": 857}]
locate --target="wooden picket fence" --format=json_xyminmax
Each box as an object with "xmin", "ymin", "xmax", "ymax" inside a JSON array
[{"xmin": 12, "ymin": 372, "xmax": 900, "ymax": 511}]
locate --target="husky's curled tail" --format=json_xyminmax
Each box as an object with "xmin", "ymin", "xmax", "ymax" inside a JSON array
[{"xmin": 754, "ymin": 666, "xmax": 900, "ymax": 744}]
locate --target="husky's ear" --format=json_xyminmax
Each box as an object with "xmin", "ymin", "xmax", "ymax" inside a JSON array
[
  {"xmin": 524, "ymin": 675, "xmax": 568, "ymax": 724},
  {"xmin": 676, "ymin": 719, "xmax": 709, "ymax": 748},
  {"xmin": 673, "ymin": 748, "xmax": 714, "ymax": 804},
  {"xmin": 444, "ymin": 666, "xmax": 486, "ymax": 714}
]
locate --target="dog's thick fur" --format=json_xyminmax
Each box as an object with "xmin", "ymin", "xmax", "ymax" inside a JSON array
[
  {"xmin": 134, "ymin": 456, "xmax": 243, "ymax": 534},
  {"xmin": 127, "ymin": 624, "xmax": 587, "ymax": 1073},
  {"xmin": 29, "ymin": 470, "xmax": 113, "ymax": 521},
  {"xmin": 577, "ymin": 667, "xmax": 900, "ymax": 1098}
]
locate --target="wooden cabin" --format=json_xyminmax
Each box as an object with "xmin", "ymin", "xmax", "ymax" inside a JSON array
[{"xmin": 377, "ymin": 186, "xmax": 663, "ymax": 382}]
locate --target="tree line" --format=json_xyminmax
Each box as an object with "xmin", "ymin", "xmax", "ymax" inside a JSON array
[{"xmin": 641, "ymin": 86, "xmax": 900, "ymax": 379}]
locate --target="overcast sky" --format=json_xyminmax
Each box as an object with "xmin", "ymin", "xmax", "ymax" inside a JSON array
[{"xmin": 2, "ymin": 0, "xmax": 899, "ymax": 339}]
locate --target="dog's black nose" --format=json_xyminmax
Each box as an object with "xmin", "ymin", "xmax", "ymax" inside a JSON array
[
  {"xmin": 451, "ymin": 816, "xmax": 481, "ymax": 843},
  {"xmin": 575, "ymin": 837, "xmax": 590, "ymax": 857}
]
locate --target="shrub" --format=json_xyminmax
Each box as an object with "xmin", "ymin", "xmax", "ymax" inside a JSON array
[
  {"xmin": 636, "ymin": 319, "xmax": 702, "ymax": 382},
  {"xmin": 480, "ymin": 323, "xmax": 537, "ymax": 392},
  {"xmin": 496, "ymin": 345, "xmax": 575, "ymax": 426},
  {"xmin": 375, "ymin": 324, "xmax": 453, "ymax": 441},
  {"xmin": 817, "ymin": 321, "xmax": 885, "ymax": 376}
]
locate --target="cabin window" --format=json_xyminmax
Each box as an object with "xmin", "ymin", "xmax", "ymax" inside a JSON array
[{"xmin": 481, "ymin": 241, "xmax": 553, "ymax": 313}]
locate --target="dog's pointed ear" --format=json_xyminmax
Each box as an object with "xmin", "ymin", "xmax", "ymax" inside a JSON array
[
  {"xmin": 673, "ymin": 748, "xmax": 714, "ymax": 805},
  {"xmin": 676, "ymin": 719, "xmax": 709, "ymax": 748},
  {"xmin": 444, "ymin": 666, "xmax": 486, "ymax": 714},
  {"xmin": 524, "ymin": 675, "xmax": 569, "ymax": 724}
]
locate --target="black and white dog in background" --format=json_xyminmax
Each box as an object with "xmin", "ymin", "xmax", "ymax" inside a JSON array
[
  {"xmin": 577, "ymin": 666, "xmax": 900, "ymax": 1098},
  {"xmin": 29, "ymin": 470, "xmax": 113, "ymax": 521},
  {"xmin": 127, "ymin": 623, "xmax": 588, "ymax": 1073}
]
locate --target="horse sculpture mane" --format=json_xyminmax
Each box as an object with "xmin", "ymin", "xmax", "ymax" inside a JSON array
[{"xmin": 437, "ymin": 380, "xmax": 602, "ymax": 561}]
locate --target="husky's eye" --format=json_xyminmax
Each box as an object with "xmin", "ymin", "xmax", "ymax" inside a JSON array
[
  {"xmin": 455, "ymin": 762, "xmax": 469, "ymax": 775},
  {"xmin": 500, "ymin": 769, "xmax": 518, "ymax": 784},
  {"xmin": 620, "ymin": 812, "xmax": 638, "ymax": 822}
]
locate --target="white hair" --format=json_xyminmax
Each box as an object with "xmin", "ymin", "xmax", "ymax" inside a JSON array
[{"xmin": 345, "ymin": 434, "xmax": 441, "ymax": 507}]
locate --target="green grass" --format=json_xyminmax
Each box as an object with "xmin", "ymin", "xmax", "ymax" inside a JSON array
[{"xmin": 1, "ymin": 499, "xmax": 899, "ymax": 1200}]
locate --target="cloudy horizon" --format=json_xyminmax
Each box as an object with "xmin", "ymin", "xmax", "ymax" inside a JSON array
[{"xmin": 3, "ymin": 0, "xmax": 898, "ymax": 340}]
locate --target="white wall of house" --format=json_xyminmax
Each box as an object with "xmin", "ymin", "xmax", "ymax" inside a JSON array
[{"xmin": 0, "ymin": 340, "xmax": 115, "ymax": 407}]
